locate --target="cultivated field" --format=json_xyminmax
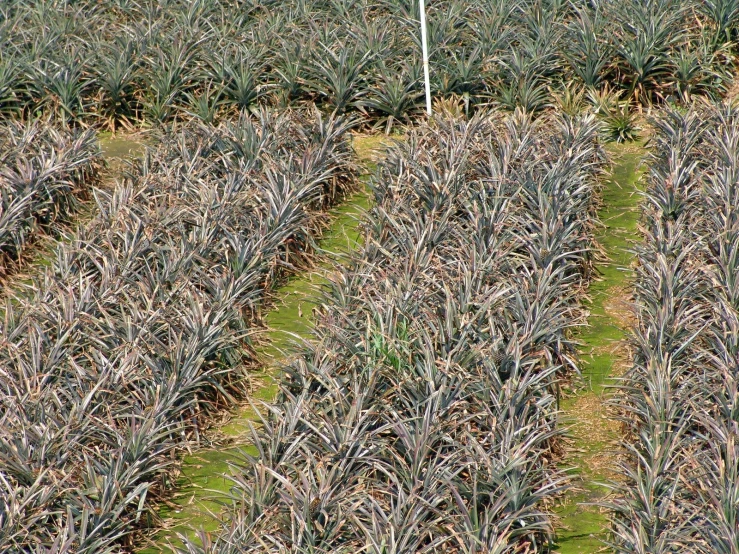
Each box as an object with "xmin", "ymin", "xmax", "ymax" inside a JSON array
[{"xmin": 1, "ymin": 1, "xmax": 738, "ymax": 553}]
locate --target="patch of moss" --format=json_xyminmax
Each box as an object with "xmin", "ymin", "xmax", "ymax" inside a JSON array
[{"xmin": 99, "ymin": 135, "xmax": 146, "ymax": 160}]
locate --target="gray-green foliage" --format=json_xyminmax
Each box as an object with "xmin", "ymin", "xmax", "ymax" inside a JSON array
[
  {"xmin": 0, "ymin": 0, "xmax": 736, "ymax": 128},
  {"xmin": 0, "ymin": 119, "xmax": 101, "ymax": 269},
  {"xmin": 0, "ymin": 108, "xmax": 357, "ymax": 552},
  {"xmin": 610, "ymin": 101, "xmax": 739, "ymax": 553},
  {"xmin": 182, "ymin": 109, "xmax": 605, "ymax": 553}
]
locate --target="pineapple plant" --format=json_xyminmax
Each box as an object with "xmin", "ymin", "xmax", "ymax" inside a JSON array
[{"xmin": 0, "ymin": 118, "xmax": 102, "ymax": 274}]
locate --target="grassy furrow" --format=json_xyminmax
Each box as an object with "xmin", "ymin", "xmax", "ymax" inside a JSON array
[{"xmin": 553, "ymin": 142, "xmax": 646, "ymax": 552}]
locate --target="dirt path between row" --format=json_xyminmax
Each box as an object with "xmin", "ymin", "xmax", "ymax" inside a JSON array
[{"xmin": 553, "ymin": 142, "xmax": 646, "ymax": 553}]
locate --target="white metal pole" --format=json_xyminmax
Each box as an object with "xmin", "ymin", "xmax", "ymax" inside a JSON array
[{"xmin": 419, "ymin": 0, "xmax": 432, "ymax": 116}]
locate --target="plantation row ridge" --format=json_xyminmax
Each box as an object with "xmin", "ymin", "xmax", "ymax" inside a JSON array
[
  {"xmin": 0, "ymin": 122, "xmax": 102, "ymax": 278},
  {"xmin": 4, "ymin": 0, "xmax": 739, "ymax": 552},
  {"xmin": 143, "ymin": 125, "xmax": 645, "ymax": 554},
  {"xmin": 610, "ymin": 102, "xmax": 739, "ymax": 553}
]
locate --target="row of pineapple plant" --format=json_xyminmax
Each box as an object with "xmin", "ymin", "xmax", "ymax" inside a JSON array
[
  {"xmin": 0, "ymin": 108, "xmax": 357, "ymax": 552},
  {"xmin": 174, "ymin": 108, "xmax": 606, "ymax": 553},
  {"xmin": 610, "ymin": 101, "xmax": 739, "ymax": 552},
  {"xmin": 0, "ymin": 118, "xmax": 101, "ymax": 273},
  {"xmin": 0, "ymin": 0, "xmax": 736, "ymax": 128}
]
